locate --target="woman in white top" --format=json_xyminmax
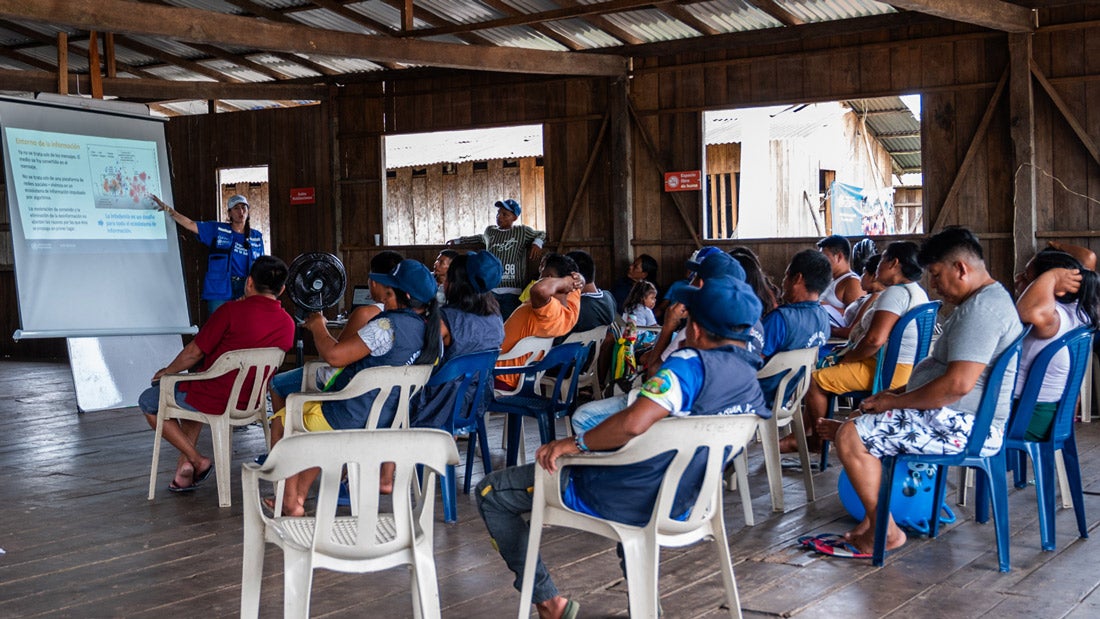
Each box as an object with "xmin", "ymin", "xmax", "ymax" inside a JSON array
[
  {"xmin": 784, "ymin": 241, "xmax": 930, "ymax": 452},
  {"xmin": 1012, "ymin": 249, "xmax": 1100, "ymax": 440}
]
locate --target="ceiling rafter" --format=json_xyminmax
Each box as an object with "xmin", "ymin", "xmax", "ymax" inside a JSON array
[
  {"xmin": 377, "ymin": 0, "xmax": 497, "ymax": 47},
  {"xmin": 305, "ymin": 0, "xmax": 396, "ymax": 35},
  {"xmin": 113, "ymin": 34, "xmax": 237, "ymax": 82},
  {"xmin": 658, "ymin": 5, "xmax": 719, "ymax": 36},
  {"xmin": 478, "ymin": 0, "xmax": 583, "ymax": 51},
  {"xmin": 557, "ymin": 0, "xmax": 644, "ymax": 46},
  {"xmin": 882, "ymin": 0, "xmax": 1035, "ymax": 32},
  {"xmin": 0, "ymin": 45, "xmax": 57, "ymax": 72},
  {"xmin": 744, "ymin": 0, "xmax": 805, "ymax": 27},
  {"xmin": 0, "ymin": 66, "xmax": 326, "ymax": 100},
  {"xmin": 0, "ymin": 19, "xmax": 157, "ymax": 79},
  {"xmin": 0, "ymin": 0, "xmax": 628, "ymax": 77},
  {"xmin": 405, "ymin": 0, "xmax": 677, "ymax": 39}
]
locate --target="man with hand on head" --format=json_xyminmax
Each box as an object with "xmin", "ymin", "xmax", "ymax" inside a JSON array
[
  {"xmin": 448, "ymin": 198, "xmax": 546, "ymax": 318},
  {"xmin": 137, "ymin": 255, "xmax": 295, "ymax": 493},
  {"xmin": 476, "ymin": 275, "xmax": 768, "ymax": 619}
]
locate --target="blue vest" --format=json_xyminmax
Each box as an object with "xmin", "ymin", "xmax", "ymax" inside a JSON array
[
  {"xmin": 198, "ymin": 221, "xmax": 264, "ymax": 300},
  {"xmin": 759, "ymin": 301, "xmax": 829, "ymax": 405},
  {"xmin": 321, "ymin": 309, "xmax": 426, "ymax": 430},
  {"xmin": 569, "ymin": 345, "xmax": 766, "ymax": 527}
]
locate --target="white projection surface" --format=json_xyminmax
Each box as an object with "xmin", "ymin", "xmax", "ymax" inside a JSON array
[{"xmin": 1, "ymin": 97, "xmax": 194, "ymax": 339}]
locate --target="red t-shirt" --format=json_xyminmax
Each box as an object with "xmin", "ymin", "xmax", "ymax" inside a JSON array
[{"xmin": 178, "ymin": 295, "xmax": 295, "ymax": 414}]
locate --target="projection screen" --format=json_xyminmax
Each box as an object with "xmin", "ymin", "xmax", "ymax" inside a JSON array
[{"xmin": 1, "ymin": 96, "xmax": 193, "ymax": 339}]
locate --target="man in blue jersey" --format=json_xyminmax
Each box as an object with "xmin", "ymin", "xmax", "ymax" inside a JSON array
[{"xmin": 476, "ymin": 275, "xmax": 768, "ymax": 619}]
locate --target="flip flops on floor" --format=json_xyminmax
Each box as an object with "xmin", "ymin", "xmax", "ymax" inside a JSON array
[
  {"xmin": 167, "ymin": 464, "xmax": 213, "ymax": 493},
  {"xmin": 798, "ymin": 533, "xmax": 872, "ymax": 559}
]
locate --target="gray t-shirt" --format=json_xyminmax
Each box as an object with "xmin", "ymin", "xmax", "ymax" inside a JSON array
[
  {"xmin": 907, "ymin": 282, "xmax": 1023, "ymax": 429},
  {"xmin": 871, "ymin": 281, "xmax": 930, "ymax": 363}
]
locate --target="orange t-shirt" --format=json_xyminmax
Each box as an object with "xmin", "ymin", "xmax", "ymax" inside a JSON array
[{"xmin": 496, "ymin": 290, "xmax": 581, "ymax": 388}]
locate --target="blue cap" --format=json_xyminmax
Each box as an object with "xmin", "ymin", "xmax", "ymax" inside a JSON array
[
  {"xmin": 466, "ymin": 250, "xmax": 503, "ymax": 294},
  {"xmin": 669, "ymin": 276, "xmax": 762, "ymax": 341},
  {"xmin": 687, "ymin": 246, "xmax": 723, "ymax": 270},
  {"xmin": 494, "ymin": 198, "xmax": 521, "ymax": 216},
  {"xmin": 370, "ymin": 259, "xmax": 437, "ymax": 305},
  {"xmin": 227, "ymin": 194, "xmax": 249, "ymax": 210},
  {"xmin": 694, "ymin": 251, "xmax": 746, "ymax": 282}
]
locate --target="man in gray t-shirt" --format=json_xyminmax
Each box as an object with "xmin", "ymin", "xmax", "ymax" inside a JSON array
[{"xmin": 832, "ymin": 227, "xmax": 1024, "ymax": 557}]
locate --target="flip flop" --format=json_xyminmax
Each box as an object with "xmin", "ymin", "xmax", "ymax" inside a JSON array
[
  {"xmin": 809, "ymin": 536, "xmax": 872, "ymax": 559},
  {"xmin": 167, "ymin": 480, "xmax": 199, "ymax": 493},
  {"xmin": 193, "ymin": 465, "xmax": 214, "ymax": 486},
  {"xmin": 797, "ymin": 532, "xmax": 844, "ymax": 548}
]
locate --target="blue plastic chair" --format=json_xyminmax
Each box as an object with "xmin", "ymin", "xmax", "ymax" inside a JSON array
[
  {"xmin": 871, "ymin": 326, "xmax": 1028, "ymax": 571},
  {"xmin": 489, "ymin": 342, "xmax": 589, "ymax": 467},
  {"xmin": 820, "ymin": 301, "xmax": 941, "ymax": 470},
  {"xmin": 425, "ymin": 349, "xmax": 500, "ymax": 524},
  {"xmin": 1005, "ymin": 325, "xmax": 1093, "ymax": 551}
]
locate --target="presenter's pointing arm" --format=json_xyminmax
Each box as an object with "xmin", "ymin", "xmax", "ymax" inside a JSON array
[{"xmin": 151, "ymin": 194, "xmax": 198, "ymax": 235}]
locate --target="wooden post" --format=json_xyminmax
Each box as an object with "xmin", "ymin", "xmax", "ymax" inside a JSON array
[
  {"xmin": 402, "ymin": 0, "xmax": 414, "ymax": 32},
  {"xmin": 1009, "ymin": 33, "xmax": 1036, "ymax": 275},
  {"xmin": 104, "ymin": 32, "xmax": 117, "ymax": 78},
  {"xmin": 87, "ymin": 30, "xmax": 104, "ymax": 99},
  {"xmin": 609, "ymin": 76, "xmax": 633, "ymax": 272},
  {"xmin": 56, "ymin": 32, "xmax": 68, "ymax": 95}
]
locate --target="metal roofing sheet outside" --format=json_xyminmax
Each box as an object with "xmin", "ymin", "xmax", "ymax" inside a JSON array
[{"xmin": 385, "ymin": 124, "xmax": 543, "ymax": 169}]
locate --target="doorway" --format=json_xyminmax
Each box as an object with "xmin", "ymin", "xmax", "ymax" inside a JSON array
[{"xmin": 216, "ymin": 166, "xmax": 271, "ymax": 249}]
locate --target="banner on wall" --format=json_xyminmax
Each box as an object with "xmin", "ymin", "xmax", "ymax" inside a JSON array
[{"xmin": 830, "ymin": 182, "xmax": 896, "ymax": 237}]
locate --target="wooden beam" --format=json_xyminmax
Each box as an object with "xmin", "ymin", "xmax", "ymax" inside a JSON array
[
  {"xmin": 559, "ymin": 0, "xmax": 644, "ymax": 46},
  {"xmin": 87, "ymin": 31, "xmax": 103, "ymax": 98},
  {"xmin": 113, "ymin": 35, "xmax": 237, "ymax": 82},
  {"xmin": 883, "ymin": 0, "xmax": 1035, "ymax": 33},
  {"xmin": 1009, "ymin": 34, "xmax": 1037, "ymax": 274},
  {"xmin": 0, "ymin": 67, "xmax": 326, "ymax": 100},
  {"xmin": 407, "ymin": 0, "xmax": 677, "ymax": 38},
  {"xmin": 558, "ymin": 113, "xmax": 610, "ymax": 244},
  {"xmin": 1031, "ymin": 60, "xmax": 1100, "ymax": 168},
  {"xmin": 475, "ymin": 0, "xmax": 584, "ymax": 50},
  {"xmin": 306, "ymin": 0, "xmax": 396, "ymax": 35},
  {"xmin": 609, "ymin": 76, "xmax": 634, "ymax": 272},
  {"xmin": 401, "ymin": 0, "xmax": 414, "ymax": 32},
  {"xmin": 104, "ymin": 32, "xmax": 116, "ymax": 78},
  {"xmin": 377, "ymin": 0, "xmax": 496, "ymax": 46},
  {"xmin": 745, "ymin": 0, "xmax": 805, "ymax": 27},
  {"xmin": 931, "ymin": 68, "xmax": 1008, "ymax": 232},
  {"xmin": 659, "ymin": 5, "xmax": 719, "ymax": 36},
  {"xmin": 56, "ymin": 32, "xmax": 67, "ymax": 95},
  {"xmin": 0, "ymin": 19, "xmax": 157, "ymax": 79},
  {"xmin": 0, "ymin": 0, "xmax": 628, "ymax": 77}
]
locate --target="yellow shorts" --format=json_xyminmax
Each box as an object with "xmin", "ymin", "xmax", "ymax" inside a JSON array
[
  {"xmin": 272, "ymin": 400, "xmax": 334, "ymax": 432},
  {"xmin": 813, "ymin": 357, "xmax": 913, "ymax": 395}
]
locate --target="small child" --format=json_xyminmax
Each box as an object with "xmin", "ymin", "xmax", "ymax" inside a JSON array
[{"xmin": 623, "ymin": 280, "xmax": 658, "ymax": 327}]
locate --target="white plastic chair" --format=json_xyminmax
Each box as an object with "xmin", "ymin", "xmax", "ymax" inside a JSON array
[
  {"xmin": 147, "ymin": 347, "xmax": 286, "ymax": 508},
  {"xmin": 755, "ymin": 348, "xmax": 817, "ymax": 512},
  {"xmin": 519, "ymin": 415, "xmax": 760, "ymax": 619},
  {"xmin": 240, "ymin": 429, "xmax": 459, "ymax": 619},
  {"xmin": 540, "ymin": 326, "xmax": 610, "ymax": 403},
  {"xmin": 493, "ymin": 336, "xmax": 555, "ymax": 457}
]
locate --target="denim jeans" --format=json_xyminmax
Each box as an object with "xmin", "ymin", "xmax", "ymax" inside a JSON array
[
  {"xmin": 571, "ymin": 393, "xmax": 629, "ymax": 435},
  {"xmin": 475, "ymin": 464, "xmax": 559, "ymax": 603},
  {"xmin": 138, "ymin": 384, "xmax": 197, "ymax": 415}
]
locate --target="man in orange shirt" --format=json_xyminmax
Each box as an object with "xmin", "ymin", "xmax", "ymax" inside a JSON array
[{"xmin": 496, "ymin": 253, "xmax": 584, "ymax": 389}]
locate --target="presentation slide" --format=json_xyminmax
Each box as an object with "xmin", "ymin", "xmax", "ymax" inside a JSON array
[{"xmin": 4, "ymin": 127, "xmax": 167, "ymax": 242}]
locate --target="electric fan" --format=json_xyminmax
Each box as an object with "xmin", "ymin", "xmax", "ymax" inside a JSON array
[{"xmin": 286, "ymin": 252, "xmax": 347, "ymax": 314}]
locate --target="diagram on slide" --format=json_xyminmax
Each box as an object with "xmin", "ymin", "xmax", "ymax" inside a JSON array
[{"xmin": 88, "ymin": 143, "xmax": 161, "ymax": 210}]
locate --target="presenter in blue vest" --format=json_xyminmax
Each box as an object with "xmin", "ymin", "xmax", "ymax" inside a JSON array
[
  {"xmin": 152, "ymin": 193, "xmax": 264, "ymax": 314},
  {"xmin": 476, "ymin": 275, "xmax": 768, "ymax": 619}
]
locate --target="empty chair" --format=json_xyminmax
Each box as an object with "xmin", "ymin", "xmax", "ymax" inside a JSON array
[
  {"xmin": 871, "ymin": 328, "xmax": 1028, "ymax": 571},
  {"xmin": 540, "ymin": 325, "xmax": 609, "ymax": 402},
  {"xmin": 519, "ymin": 415, "xmax": 760, "ymax": 619},
  {"xmin": 419, "ymin": 348, "xmax": 500, "ymax": 523},
  {"xmin": 1006, "ymin": 325, "xmax": 1093, "ymax": 550},
  {"xmin": 820, "ymin": 301, "xmax": 940, "ymax": 470},
  {"xmin": 490, "ymin": 342, "xmax": 589, "ymax": 467},
  {"xmin": 240, "ymin": 429, "xmax": 459, "ymax": 618},
  {"xmin": 148, "ymin": 347, "xmax": 285, "ymax": 508},
  {"xmin": 755, "ymin": 347, "xmax": 817, "ymax": 512}
]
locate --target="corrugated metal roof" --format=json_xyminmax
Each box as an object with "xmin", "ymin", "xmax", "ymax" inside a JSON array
[
  {"xmin": 386, "ymin": 124, "xmax": 543, "ymax": 169},
  {"xmin": 784, "ymin": 0, "xmax": 896, "ymax": 23},
  {"xmin": 847, "ymin": 96, "xmax": 922, "ymax": 174}
]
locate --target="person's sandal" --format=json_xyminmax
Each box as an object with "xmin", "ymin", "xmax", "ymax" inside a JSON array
[{"xmin": 562, "ymin": 599, "xmax": 580, "ymax": 619}]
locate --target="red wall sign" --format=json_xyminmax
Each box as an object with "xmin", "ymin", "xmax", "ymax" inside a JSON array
[
  {"xmin": 664, "ymin": 170, "xmax": 701, "ymax": 192},
  {"xmin": 289, "ymin": 187, "xmax": 315, "ymax": 205}
]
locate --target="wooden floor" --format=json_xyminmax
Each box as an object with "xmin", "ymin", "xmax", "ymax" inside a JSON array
[{"xmin": 2, "ymin": 359, "xmax": 1100, "ymax": 618}]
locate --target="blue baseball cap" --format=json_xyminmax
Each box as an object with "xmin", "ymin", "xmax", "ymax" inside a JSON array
[
  {"xmin": 693, "ymin": 251, "xmax": 746, "ymax": 282},
  {"xmin": 668, "ymin": 276, "xmax": 762, "ymax": 341},
  {"xmin": 687, "ymin": 246, "xmax": 723, "ymax": 270},
  {"xmin": 466, "ymin": 250, "xmax": 503, "ymax": 294},
  {"xmin": 226, "ymin": 194, "xmax": 249, "ymax": 210},
  {"xmin": 494, "ymin": 198, "xmax": 521, "ymax": 216},
  {"xmin": 370, "ymin": 259, "xmax": 437, "ymax": 305}
]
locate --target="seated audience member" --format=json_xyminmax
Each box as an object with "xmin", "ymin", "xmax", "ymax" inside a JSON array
[
  {"xmin": 448, "ymin": 198, "xmax": 545, "ymax": 319},
  {"xmin": 622, "ymin": 280, "xmax": 658, "ymax": 327},
  {"xmin": 790, "ymin": 242, "xmax": 928, "ymax": 452},
  {"xmin": 830, "ymin": 227, "xmax": 1024, "ymax": 555},
  {"xmin": 564, "ymin": 250, "xmax": 617, "ymax": 334},
  {"xmin": 611, "ymin": 253, "xmax": 659, "ymax": 314},
  {"xmin": 729, "ymin": 246, "xmax": 780, "ymax": 315},
  {"xmin": 268, "ymin": 250, "xmax": 403, "ymax": 414},
  {"xmin": 1011, "ymin": 248, "xmax": 1100, "ymax": 441},
  {"xmin": 1046, "ymin": 239, "xmax": 1097, "ymax": 270},
  {"xmin": 433, "ymin": 248, "xmax": 459, "ymax": 304},
  {"xmin": 410, "ymin": 251, "xmax": 506, "ymax": 429},
  {"xmin": 817, "ymin": 235, "xmax": 863, "ymax": 327},
  {"xmin": 496, "ymin": 253, "xmax": 585, "ymax": 390},
  {"xmin": 833, "ymin": 254, "xmax": 884, "ymax": 342},
  {"xmin": 269, "ymin": 258, "xmax": 442, "ymax": 516},
  {"xmin": 138, "ymin": 256, "xmax": 295, "ymax": 492},
  {"xmin": 850, "ymin": 238, "xmax": 878, "ymax": 278},
  {"xmin": 477, "ymin": 275, "xmax": 768, "ymax": 619},
  {"xmin": 758, "ymin": 249, "xmax": 831, "ymax": 405}
]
